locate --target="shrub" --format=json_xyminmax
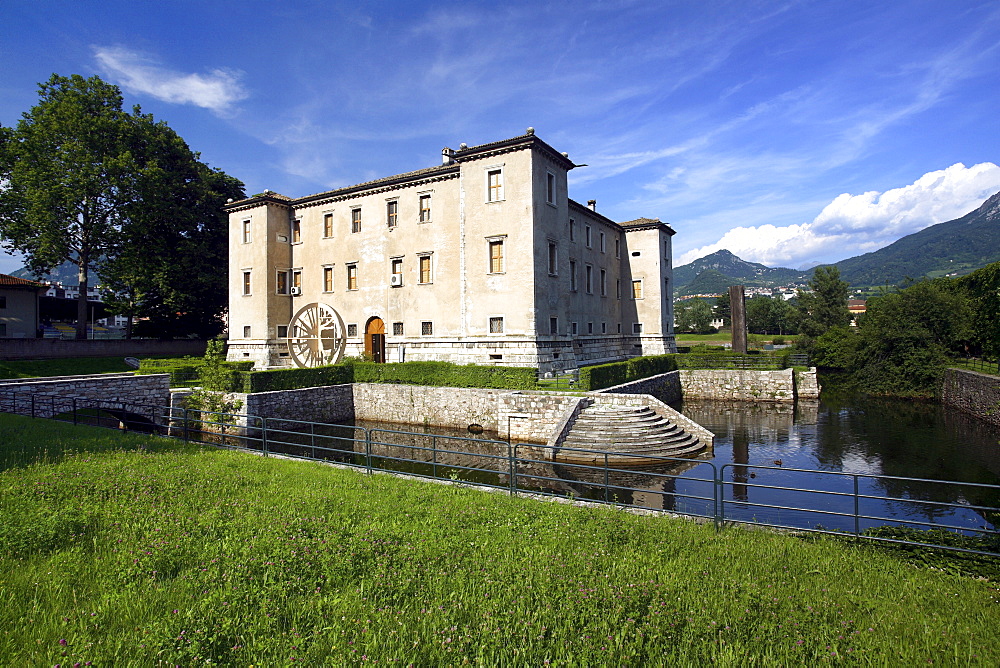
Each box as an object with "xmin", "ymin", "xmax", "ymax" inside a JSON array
[
  {"xmin": 578, "ymin": 355, "xmax": 678, "ymax": 391},
  {"xmin": 136, "ymin": 357, "xmax": 203, "ymax": 387}
]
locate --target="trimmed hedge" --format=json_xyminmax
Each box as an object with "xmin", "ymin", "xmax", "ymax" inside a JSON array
[
  {"xmin": 136, "ymin": 358, "xmax": 254, "ymax": 390},
  {"xmin": 578, "ymin": 354, "xmax": 679, "ymax": 391},
  {"xmin": 235, "ymin": 360, "xmax": 538, "ymax": 394}
]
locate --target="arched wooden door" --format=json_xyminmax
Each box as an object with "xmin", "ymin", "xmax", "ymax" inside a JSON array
[{"xmin": 364, "ymin": 317, "xmax": 386, "ymax": 363}]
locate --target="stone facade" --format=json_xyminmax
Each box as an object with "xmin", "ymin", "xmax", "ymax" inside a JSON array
[
  {"xmin": 225, "ymin": 131, "xmax": 676, "ymax": 372},
  {"xmin": 942, "ymin": 368, "xmax": 1000, "ymax": 427}
]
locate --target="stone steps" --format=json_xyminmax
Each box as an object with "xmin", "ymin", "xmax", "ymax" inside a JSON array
[{"xmin": 556, "ymin": 403, "xmax": 706, "ymax": 465}]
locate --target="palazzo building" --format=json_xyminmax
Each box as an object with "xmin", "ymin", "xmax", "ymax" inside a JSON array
[{"xmin": 224, "ymin": 130, "xmax": 676, "ymax": 371}]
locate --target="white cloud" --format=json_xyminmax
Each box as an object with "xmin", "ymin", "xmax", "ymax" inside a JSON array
[
  {"xmin": 677, "ymin": 162, "xmax": 1000, "ymax": 267},
  {"xmin": 93, "ymin": 46, "xmax": 248, "ymax": 115}
]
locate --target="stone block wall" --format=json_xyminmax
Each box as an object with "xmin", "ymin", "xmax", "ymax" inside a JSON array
[
  {"xmin": 942, "ymin": 368, "xmax": 1000, "ymax": 427},
  {"xmin": 353, "ymin": 383, "xmax": 502, "ymax": 431},
  {"xmin": 0, "ymin": 373, "xmax": 170, "ymax": 423},
  {"xmin": 498, "ymin": 392, "xmax": 586, "ymax": 443},
  {"xmin": 678, "ymin": 369, "xmax": 795, "ymax": 403},
  {"xmin": 598, "ymin": 370, "xmax": 683, "ymax": 404},
  {"xmin": 240, "ymin": 384, "xmax": 355, "ymax": 426}
]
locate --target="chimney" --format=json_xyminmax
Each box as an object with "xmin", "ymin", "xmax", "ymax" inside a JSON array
[
  {"xmin": 587, "ymin": 199, "xmax": 597, "ymax": 211},
  {"xmin": 442, "ymin": 147, "xmax": 455, "ymax": 165}
]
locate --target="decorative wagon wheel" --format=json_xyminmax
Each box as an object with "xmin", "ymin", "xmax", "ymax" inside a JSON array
[{"xmin": 286, "ymin": 303, "xmax": 347, "ymax": 368}]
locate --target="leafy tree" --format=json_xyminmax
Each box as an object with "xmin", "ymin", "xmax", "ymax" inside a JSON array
[
  {"xmin": 0, "ymin": 74, "xmax": 244, "ymax": 339},
  {"xmin": 0, "ymin": 75, "xmax": 141, "ymax": 338},
  {"xmin": 850, "ymin": 279, "xmax": 972, "ymax": 396},
  {"xmin": 955, "ymin": 261, "xmax": 1000, "ymax": 359},
  {"xmin": 746, "ymin": 295, "xmax": 796, "ymax": 335},
  {"xmin": 714, "ymin": 292, "xmax": 731, "ymax": 328},
  {"xmin": 796, "ymin": 266, "xmax": 851, "ymax": 338},
  {"xmin": 674, "ymin": 298, "xmax": 714, "ymax": 333}
]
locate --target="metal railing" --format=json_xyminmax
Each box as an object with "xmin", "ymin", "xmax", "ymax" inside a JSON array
[
  {"xmin": 675, "ymin": 355, "xmax": 795, "ymax": 370},
  {"xmin": 955, "ymin": 357, "xmax": 999, "ymax": 376},
  {"xmin": 1, "ymin": 391, "xmax": 996, "ymax": 557},
  {"xmin": 535, "ymin": 368, "xmax": 580, "ymax": 390}
]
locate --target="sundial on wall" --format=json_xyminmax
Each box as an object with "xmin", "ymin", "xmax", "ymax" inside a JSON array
[{"xmin": 286, "ymin": 303, "xmax": 347, "ymax": 368}]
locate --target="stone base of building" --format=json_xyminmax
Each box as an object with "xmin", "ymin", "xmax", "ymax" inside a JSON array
[{"xmin": 227, "ymin": 335, "xmax": 677, "ymax": 372}]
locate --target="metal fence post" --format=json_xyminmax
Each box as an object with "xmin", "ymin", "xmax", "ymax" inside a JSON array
[
  {"xmin": 508, "ymin": 442, "xmax": 515, "ymax": 496},
  {"xmin": 432, "ymin": 435, "xmax": 438, "ymax": 479},
  {"xmin": 511, "ymin": 444, "xmax": 518, "ymax": 495},
  {"xmin": 604, "ymin": 453, "xmax": 610, "ymax": 503},
  {"xmin": 365, "ymin": 429, "xmax": 373, "ymax": 474},
  {"xmin": 854, "ymin": 474, "xmax": 860, "ymax": 538},
  {"xmin": 715, "ymin": 465, "xmax": 724, "ymax": 531},
  {"xmin": 262, "ymin": 417, "xmax": 269, "ymax": 456},
  {"xmin": 183, "ymin": 408, "xmax": 189, "ymax": 443},
  {"xmin": 311, "ymin": 421, "xmax": 316, "ymax": 460}
]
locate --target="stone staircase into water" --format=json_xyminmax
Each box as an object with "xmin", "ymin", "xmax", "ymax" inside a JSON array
[{"xmin": 556, "ymin": 403, "xmax": 706, "ymax": 466}]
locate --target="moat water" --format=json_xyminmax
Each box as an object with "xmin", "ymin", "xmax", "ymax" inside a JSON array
[{"xmin": 266, "ymin": 380, "xmax": 1000, "ymax": 534}]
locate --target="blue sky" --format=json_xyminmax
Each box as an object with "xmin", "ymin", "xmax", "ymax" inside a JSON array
[{"xmin": 2, "ymin": 0, "xmax": 999, "ymax": 276}]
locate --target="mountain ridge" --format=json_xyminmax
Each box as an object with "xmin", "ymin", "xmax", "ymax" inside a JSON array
[{"xmin": 674, "ymin": 189, "xmax": 1000, "ymax": 295}]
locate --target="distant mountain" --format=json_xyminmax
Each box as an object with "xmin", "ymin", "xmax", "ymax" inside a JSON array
[
  {"xmin": 674, "ymin": 190, "xmax": 1000, "ymax": 295},
  {"xmin": 674, "ymin": 250, "xmax": 806, "ymax": 296},
  {"xmin": 10, "ymin": 261, "xmax": 88, "ymax": 286},
  {"xmin": 827, "ymin": 190, "xmax": 1000, "ymax": 286}
]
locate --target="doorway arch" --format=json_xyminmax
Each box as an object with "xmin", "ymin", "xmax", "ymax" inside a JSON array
[{"xmin": 364, "ymin": 316, "xmax": 386, "ymax": 363}]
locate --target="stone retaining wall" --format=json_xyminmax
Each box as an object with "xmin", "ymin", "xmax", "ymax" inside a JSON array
[
  {"xmin": 598, "ymin": 370, "xmax": 683, "ymax": 403},
  {"xmin": 0, "ymin": 373, "xmax": 170, "ymax": 424},
  {"xmin": 942, "ymin": 368, "xmax": 1000, "ymax": 427},
  {"xmin": 678, "ymin": 369, "xmax": 795, "ymax": 403}
]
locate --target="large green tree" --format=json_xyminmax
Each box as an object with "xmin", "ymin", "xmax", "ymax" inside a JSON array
[
  {"xmin": 955, "ymin": 261, "xmax": 1000, "ymax": 359},
  {"xmin": 674, "ymin": 298, "xmax": 714, "ymax": 333},
  {"xmin": 746, "ymin": 295, "xmax": 796, "ymax": 335},
  {"xmin": 796, "ymin": 266, "xmax": 851, "ymax": 337},
  {"xmin": 0, "ymin": 74, "xmax": 244, "ymax": 339}
]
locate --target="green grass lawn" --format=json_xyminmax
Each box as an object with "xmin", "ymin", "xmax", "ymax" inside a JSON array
[
  {"xmin": 674, "ymin": 332, "xmax": 798, "ymax": 345},
  {"xmin": 1, "ymin": 413, "xmax": 999, "ymax": 665},
  {"xmin": 0, "ymin": 356, "xmax": 189, "ymax": 380}
]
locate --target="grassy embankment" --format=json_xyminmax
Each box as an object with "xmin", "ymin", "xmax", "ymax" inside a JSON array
[
  {"xmin": 2, "ymin": 414, "xmax": 999, "ymax": 665},
  {"xmin": 674, "ymin": 332, "xmax": 797, "ymax": 346},
  {"xmin": 0, "ymin": 356, "xmax": 188, "ymax": 380}
]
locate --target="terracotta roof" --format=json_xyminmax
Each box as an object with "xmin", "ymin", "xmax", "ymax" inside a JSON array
[
  {"xmin": 0, "ymin": 273, "xmax": 46, "ymax": 288},
  {"xmin": 620, "ymin": 217, "xmax": 677, "ymax": 236}
]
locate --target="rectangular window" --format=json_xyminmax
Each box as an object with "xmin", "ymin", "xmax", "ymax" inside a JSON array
[
  {"xmin": 0, "ymin": 296, "xmax": 5, "ymax": 308},
  {"xmin": 616, "ymin": 279, "xmax": 621, "ymax": 299},
  {"xmin": 292, "ymin": 270, "xmax": 301, "ymax": 291},
  {"xmin": 243, "ymin": 325, "xmax": 251, "ymax": 338},
  {"xmin": 569, "ymin": 259, "xmax": 577, "ymax": 291},
  {"xmin": 633, "ymin": 323, "xmax": 643, "ymax": 334},
  {"xmin": 600, "ymin": 232, "xmax": 606, "ymax": 253},
  {"xmin": 602, "ymin": 322, "xmax": 607, "ymax": 334},
  {"xmin": 323, "ymin": 266, "xmax": 333, "ymax": 292},
  {"xmin": 569, "ymin": 219, "xmax": 575, "ymax": 241},
  {"xmin": 277, "ymin": 325, "xmax": 288, "ymax": 339},
  {"xmin": 632, "ymin": 279, "xmax": 643, "ymax": 299},
  {"xmin": 323, "ymin": 212, "xmax": 334, "ymax": 238},
  {"xmin": 242, "ymin": 271, "xmax": 251, "ymax": 295},
  {"xmin": 571, "ymin": 322, "xmax": 578, "ymax": 336},
  {"xmin": 547, "ymin": 242, "xmax": 558, "ymax": 275},
  {"xmin": 347, "ymin": 324, "xmax": 358, "ymax": 337},
  {"xmin": 487, "ymin": 169, "xmax": 503, "ymax": 202},
  {"xmin": 421, "ymin": 321, "xmax": 433, "ymax": 336},
  {"xmin": 419, "ymin": 194, "xmax": 432, "ymax": 222},
  {"xmin": 617, "ymin": 323, "xmax": 622, "ymax": 334},
  {"xmin": 600, "ymin": 269, "xmax": 607, "ymax": 296},
  {"xmin": 351, "ymin": 208, "xmax": 361, "ymax": 233},
  {"xmin": 386, "ymin": 200, "xmax": 398, "ymax": 227},
  {"xmin": 615, "ymin": 238, "xmax": 620, "ymax": 258},
  {"xmin": 419, "ymin": 255, "xmax": 432, "ymax": 283},
  {"xmin": 347, "ymin": 264, "xmax": 358, "ymax": 290},
  {"xmin": 391, "ymin": 258, "xmax": 403, "ymax": 283},
  {"xmin": 585, "ymin": 225, "xmax": 592, "ymax": 248},
  {"xmin": 392, "ymin": 321, "xmax": 404, "ymax": 336},
  {"xmin": 546, "ymin": 171, "xmax": 555, "ymax": 203},
  {"xmin": 588, "ymin": 322, "xmax": 593, "ymax": 335},
  {"xmin": 489, "ymin": 240, "xmax": 504, "ymax": 273},
  {"xmin": 276, "ymin": 270, "xmax": 289, "ymax": 295},
  {"xmin": 549, "ymin": 317, "xmax": 558, "ymax": 335},
  {"xmin": 585, "ymin": 264, "xmax": 593, "ymax": 294},
  {"xmin": 242, "ymin": 219, "xmax": 251, "ymax": 244},
  {"xmin": 291, "ymin": 218, "xmax": 301, "ymax": 244},
  {"xmin": 489, "ymin": 316, "xmax": 504, "ymax": 334}
]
